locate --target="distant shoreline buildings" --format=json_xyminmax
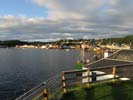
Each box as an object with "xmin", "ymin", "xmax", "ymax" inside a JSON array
[
  {"xmin": 16, "ymin": 42, "xmax": 132, "ymax": 50},
  {"xmin": 0, "ymin": 35, "xmax": 132, "ymax": 50}
]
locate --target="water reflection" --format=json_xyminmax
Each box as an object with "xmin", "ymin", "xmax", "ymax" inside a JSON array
[{"xmin": 0, "ymin": 48, "xmax": 80, "ymax": 100}]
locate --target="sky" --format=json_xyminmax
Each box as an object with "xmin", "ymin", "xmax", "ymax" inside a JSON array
[{"xmin": 0, "ymin": 0, "xmax": 133, "ymax": 41}]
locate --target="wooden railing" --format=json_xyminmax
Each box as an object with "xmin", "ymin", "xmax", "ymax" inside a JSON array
[
  {"xmin": 16, "ymin": 64, "xmax": 133, "ymax": 100},
  {"xmin": 16, "ymin": 73, "xmax": 62, "ymax": 100}
]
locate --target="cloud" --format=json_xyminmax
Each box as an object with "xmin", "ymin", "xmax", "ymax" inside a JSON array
[
  {"xmin": 0, "ymin": 0, "xmax": 133, "ymax": 41},
  {"xmin": 32, "ymin": 0, "xmax": 106, "ymax": 20},
  {"xmin": 32, "ymin": 0, "xmax": 120, "ymax": 20},
  {"xmin": 31, "ymin": 0, "xmax": 133, "ymax": 36}
]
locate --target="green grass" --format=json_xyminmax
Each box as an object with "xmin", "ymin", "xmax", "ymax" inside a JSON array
[{"xmin": 61, "ymin": 81, "xmax": 133, "ymax": 100}]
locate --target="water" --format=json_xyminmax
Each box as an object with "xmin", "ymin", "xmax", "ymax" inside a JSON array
[{"xmin": 0, "ymin": 48, "xmax": 82, "ymax": 100}]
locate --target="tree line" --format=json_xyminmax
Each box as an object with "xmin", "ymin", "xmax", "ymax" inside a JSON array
[{"xmin": 0, "ymin": 35, "xmax": 132, "ymax": 47}]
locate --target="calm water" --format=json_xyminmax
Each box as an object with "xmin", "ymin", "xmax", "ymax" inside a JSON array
[{"xmin": 0, "ymin": 48, "xmax": 83, "ymax": 100}]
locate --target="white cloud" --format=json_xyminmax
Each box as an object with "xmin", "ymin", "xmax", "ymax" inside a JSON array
[
  {"xmin": 32, "ymin": 0, "xmax": 120, "ymax": 20},
  {"xmin": 0, "ymin": 0, "xmax": 133, "ymax": 41}
]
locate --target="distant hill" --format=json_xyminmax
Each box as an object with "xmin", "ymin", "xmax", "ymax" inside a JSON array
[
  {"xmin": 0, "ymin": 40, "xmax": 29, "ymax": 47},
  {"xmin": 100, "ymin": 35, "xmax": 133, "ymax": 45}
]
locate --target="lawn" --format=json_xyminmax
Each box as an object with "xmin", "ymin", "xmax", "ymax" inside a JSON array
[{"xmin": 61, "ymin": 81, "xmax": 133, "ymax": 100}]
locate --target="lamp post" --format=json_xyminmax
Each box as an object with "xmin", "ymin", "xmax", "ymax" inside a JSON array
[{"xmin": 81, "ymin": 42, "xmax": 86, "ymax": 65}]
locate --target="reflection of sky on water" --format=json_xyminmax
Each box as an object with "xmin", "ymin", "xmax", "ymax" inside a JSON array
[{"xmin": 0, "ymin": 48, "xmax": 82, "ymax": 100}]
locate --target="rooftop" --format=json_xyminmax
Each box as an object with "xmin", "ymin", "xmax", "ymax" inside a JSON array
[
  {"xmin": 108, "ymin": 49, "xmax": 133, "ymax": 61},
  {"xmin": 86, "ymin": 49, "xmax": 133, "ymax": 70}
]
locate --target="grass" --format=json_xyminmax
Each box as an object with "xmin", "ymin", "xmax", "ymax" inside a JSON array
[{"xmin": 60, "ymin": 80, "xmax": 133, "ymax": 100}]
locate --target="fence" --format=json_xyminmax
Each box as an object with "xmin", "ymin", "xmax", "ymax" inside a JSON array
[
  {"xmin": 16, "ymin": 63, "xmax": 133, "ymax": 100},
  {"xmin": 16, "ymin": 73, "xmax": 62, "ymax": 100}
]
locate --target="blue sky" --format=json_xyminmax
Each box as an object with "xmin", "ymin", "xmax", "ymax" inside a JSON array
[
  {"xmin": 0, "ymin": 0, "xmax": 48, "ymax": 18},
  {"xmin": 0, "ymin": 0, "xmax": 133, "ymax": 41}
]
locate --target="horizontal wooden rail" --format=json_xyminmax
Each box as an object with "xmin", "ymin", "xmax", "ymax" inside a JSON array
[
  {"xmin": 16, "ymin": 64, "xmax": 132, "ymax": 100},
  {"xmin": 63, "ymin": 69, "xmax": 88, "ymax": 74}
]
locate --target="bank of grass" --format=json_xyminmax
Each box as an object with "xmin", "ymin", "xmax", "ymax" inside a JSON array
[{"xmin": 61, "ymin": 80, "xmax": 133, "ymax": 100}]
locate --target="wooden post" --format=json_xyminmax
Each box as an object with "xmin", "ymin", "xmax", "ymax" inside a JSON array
[
  {"xmin": 62, "ymin": 72, "xmax": 67, "ymax": 94},
  {"xmin": 86, "ymin": 69, "xmax": 90, "ymax": 87},
  {"xmin": 43, "ymin": 88, "xmax": 48, "ymax": 100},
  {"xmin": 112, "ymin": 66, "xmax": 116, "ymax": 82}
]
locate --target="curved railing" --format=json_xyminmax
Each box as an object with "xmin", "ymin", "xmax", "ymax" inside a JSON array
[
  {"xmin": 16, "ymin": 73, "xmax": 62, "ymax": 100},
  {"xmin": 16, "ymin": 64, "xmax": 133, "ymax": 100}
]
